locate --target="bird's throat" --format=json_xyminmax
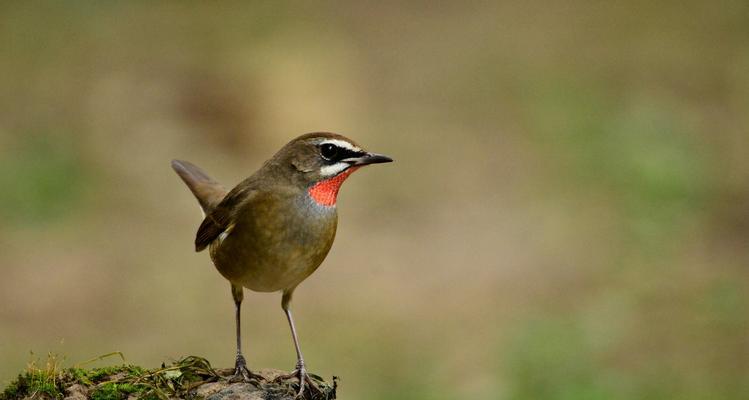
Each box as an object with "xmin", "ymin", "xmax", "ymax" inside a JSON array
[{"xmin": 308, "ymin": 167, "xmax": 360, "ymax": 206}]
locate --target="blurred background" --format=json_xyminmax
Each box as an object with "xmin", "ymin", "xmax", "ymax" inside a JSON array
[{"xmin": 1, "ymin": 1, "xmax": 748, "ymax": 399}]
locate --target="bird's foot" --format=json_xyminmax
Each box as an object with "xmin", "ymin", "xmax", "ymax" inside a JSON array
[
  {"xmin": 228, "ymin": 354, "xmax": 264, "ymax": 384},
  {"xmin": 273, "ymin": 361, "xmax": 323, "ymax": 399}
]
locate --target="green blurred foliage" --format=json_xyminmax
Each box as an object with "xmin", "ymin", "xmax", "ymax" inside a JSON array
[
  {"xmin": 524, "ymin": 81, "xmax": 713, "ymax": 251},
  {"xmin": 1, "ymin": 2, "xmax": 748, "ymax": 400},
  {"xmin": 0, "ymin": 134, "xmax": 88, "ymax": 224}
]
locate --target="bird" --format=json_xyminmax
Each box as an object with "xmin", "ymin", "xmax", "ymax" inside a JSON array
[{"xmin": 171, "ymin": 132, "xmax": 392, "ymax": 397}]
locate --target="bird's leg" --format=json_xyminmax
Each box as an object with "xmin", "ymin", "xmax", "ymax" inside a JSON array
[
  {"xmin": 274, "ymin": 290, "xmax": 323, "ymax": 398},
  {"xmin": 228, "ymin": 284, "xmax": 263, "ymax": 383}
]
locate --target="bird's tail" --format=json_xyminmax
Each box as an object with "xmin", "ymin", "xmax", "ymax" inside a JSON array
[{"xmin": 171, "ymin": 159, "xmax": 227, "ymax": 214}]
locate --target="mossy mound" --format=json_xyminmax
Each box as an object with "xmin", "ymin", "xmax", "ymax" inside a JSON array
[{"xmin": 1, "ymin": 356, "xmax": 336, "ymax": 400}]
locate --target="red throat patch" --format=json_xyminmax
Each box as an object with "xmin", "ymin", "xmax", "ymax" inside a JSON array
[{"xmin": 308, "ymin": 167, "xmax": 360, "ymax": 206}]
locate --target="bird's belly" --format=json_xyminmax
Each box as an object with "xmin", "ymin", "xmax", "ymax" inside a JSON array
[
  {"xmin": 209, "ymin": 203, "xmax": 337, "ymax": 293},
  {"xmin": 239, "ymin": 256, "xmax": 317, "ymax": 292}
]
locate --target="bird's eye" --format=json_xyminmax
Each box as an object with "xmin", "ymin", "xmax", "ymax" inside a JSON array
[{"xmin": 320, "ymin": 143, "xmax": 339, "ymax": 161}]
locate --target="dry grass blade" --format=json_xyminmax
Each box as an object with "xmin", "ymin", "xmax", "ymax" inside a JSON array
[{"xmin": 74, "ymin": 352, "xmax": 126, "ymax": 368}]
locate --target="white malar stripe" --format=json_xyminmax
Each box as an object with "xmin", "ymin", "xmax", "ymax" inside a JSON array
[
  {"xmin": 320, "ymin": 162, "xmax": 350, "ymax": 176},
  {"xmin": 319, "ymin": 139, "xmax": 361, "ymax": 152}
]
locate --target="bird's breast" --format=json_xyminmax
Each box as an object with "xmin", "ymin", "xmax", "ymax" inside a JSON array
[{"xmin": 210, "ymin": 190, "xmax": 338, "ymax": 292}]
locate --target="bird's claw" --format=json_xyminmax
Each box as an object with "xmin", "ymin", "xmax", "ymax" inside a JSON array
[
  {"xmin": 228, "ymin": 354, "xmax": 264, "ymax": 384},
  {"xmin": 273, "ymin": 363, "xmax": 323, "ymax": 399}
]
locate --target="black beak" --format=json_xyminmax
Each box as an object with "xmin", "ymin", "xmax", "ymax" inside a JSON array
[{"xmin": 345, "ymin": 152, "xmax": 394, "ymax": 166}]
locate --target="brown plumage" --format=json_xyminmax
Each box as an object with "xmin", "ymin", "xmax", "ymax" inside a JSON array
[{"xmin": 171, "ymin": 132, "xmax": 392, "ymax": 396}]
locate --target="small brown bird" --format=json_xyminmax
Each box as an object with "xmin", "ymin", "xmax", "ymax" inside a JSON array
[{"xmin": 171, "ymin": 132, "xmax": 392, "ymax": 396}]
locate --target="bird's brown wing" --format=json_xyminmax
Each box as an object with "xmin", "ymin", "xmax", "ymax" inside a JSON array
[{"xmin": 194, "ymin": 184, "xmax": 254, "ymax": 252}]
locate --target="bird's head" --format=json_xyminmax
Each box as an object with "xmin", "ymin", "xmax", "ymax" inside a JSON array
[{"xmin": 271, "ymin": 132, "xmax": 393, "ymax": 206}]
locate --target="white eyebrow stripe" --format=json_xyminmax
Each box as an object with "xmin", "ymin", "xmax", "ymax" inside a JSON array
[
  {"xmin": 320, "ymin": 139, "xmax": 362, "ymax": 152},
  {"xmin": 320, "ymin": 162, "xmax": 350, "ymax": 176}
]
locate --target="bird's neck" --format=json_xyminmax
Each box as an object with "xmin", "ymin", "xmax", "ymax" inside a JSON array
[{"xmin": 308, "ymin": 167, "xmax": 360, "ymax": 206}]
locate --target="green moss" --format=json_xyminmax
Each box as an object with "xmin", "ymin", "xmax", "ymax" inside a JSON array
[
  {"xmin": 1, "ymin": 370, "xmax": 63, "ymax": 400},
  {"xmin": 0, "ymin": 357, "xmax": 223, "ymax": 400},
  {"xmin": 69, "ymin": 368, "xmax": 94, "ymax": 386},
  {"xmin": 0, "ymin": 379, "xmax": 20, "ymax": 400},
  {"xmin": 90, "ymin": 382, "xmax": 144, "ymax": 400},
  {"xmin": 87, "ymin": 365, "xmax": 146, "ymax": 383},
  {"xmin": 2, "ymin": 355, "xmax": 336, "ymax": 400}
]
